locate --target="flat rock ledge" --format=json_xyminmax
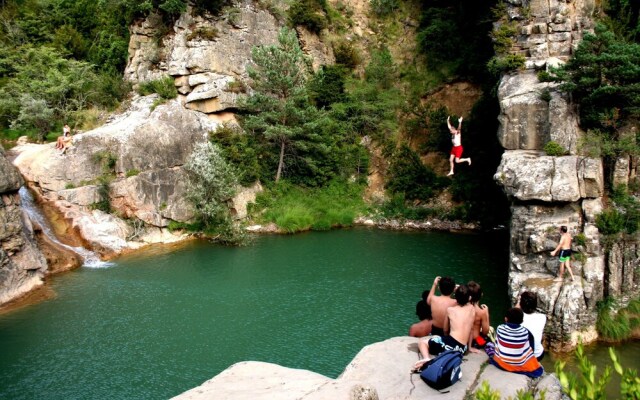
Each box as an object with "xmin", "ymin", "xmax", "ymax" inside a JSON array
[{"xmin": 172, "ymin": 337, "xmax": 561, "ymax": 400}]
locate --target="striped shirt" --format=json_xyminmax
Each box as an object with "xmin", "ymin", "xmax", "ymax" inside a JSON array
[{"xmin": 490, "ymin": 322, "xmax": 544, "ymax": 378}]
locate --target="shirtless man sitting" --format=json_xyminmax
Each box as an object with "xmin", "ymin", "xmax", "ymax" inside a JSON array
[
  {"xmin": 413, "ymin": 284, "xmax": 476, "ymax": 369},
  {"xmin": 426, "ymin": 276, "xmax": 457, "ymax": 337},
  {"xmin": 467, "ymin": 281, "xmax": 490, "ymax": 349}
]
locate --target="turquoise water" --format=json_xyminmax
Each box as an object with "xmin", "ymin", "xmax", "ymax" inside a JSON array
[{"xmin": 1, "ymin": 228, "xmax": 511, "ymax": 399}]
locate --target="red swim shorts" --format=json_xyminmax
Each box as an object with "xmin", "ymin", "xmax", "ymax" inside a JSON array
[{"xmin": 450, "ymin": 145, "xmax": 463, "ymax": 158}]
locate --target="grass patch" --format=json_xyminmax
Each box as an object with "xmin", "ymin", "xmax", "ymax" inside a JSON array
[
  {"xmin": 250, "ymin": 180, "xmax": 366, "ymax": 233},
  {"xmin": 596, "ymin": 296, "xmax": 640, "ymax": 341}
]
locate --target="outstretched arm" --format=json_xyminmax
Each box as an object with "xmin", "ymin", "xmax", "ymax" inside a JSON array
[
  {"xmin": 447, "ymin": 116, "xmax": 454, "ymax": 131},
  {"xmin": 427, "ymin": 276, "xmax": 440, "ymax": 305},
  {"xmin": 457, "ymin": 117, "xmax": 463, "ymax": 133}
]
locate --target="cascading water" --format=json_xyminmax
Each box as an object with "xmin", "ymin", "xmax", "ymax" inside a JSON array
[{"xmin": 18, "ymin": 186, "xmax": 113, "ymax": 268}]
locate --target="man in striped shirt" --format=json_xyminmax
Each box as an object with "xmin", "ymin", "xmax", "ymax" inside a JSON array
[{"xmin": 487, "ymin": 307, "xmax": 544, "ymax": 378}]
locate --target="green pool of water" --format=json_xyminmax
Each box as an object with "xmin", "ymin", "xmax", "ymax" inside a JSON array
[{"xmin": 0, "ymin": 228, "xmax": 513, "ymax": 399}]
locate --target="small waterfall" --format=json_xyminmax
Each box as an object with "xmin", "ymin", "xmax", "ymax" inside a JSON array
[{"xmin": 19, "ymin": 186, "xmax": 114, "ymax": 268}]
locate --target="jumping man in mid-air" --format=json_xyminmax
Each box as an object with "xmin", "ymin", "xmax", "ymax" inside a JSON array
[{"xmin": 447, "ymin": 116, "xmax": 471, "ymax": 176}]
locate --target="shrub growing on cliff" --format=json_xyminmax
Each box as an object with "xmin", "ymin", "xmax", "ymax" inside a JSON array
[
  {"xmin": 137, "ymin": 77, "xmax": 177, "ymax": 100},
  {"xmin": 184, "ymin": 141, "xmax": 242, "ymax": 243},
  {"xmin": 544, "ymin": 141, "xmax": 567, "ymax": 156}
]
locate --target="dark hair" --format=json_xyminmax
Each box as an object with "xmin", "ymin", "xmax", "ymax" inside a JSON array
[
  {"xmin": 467, "ymin": 281, "xmax": 482, "ymax": 304},
  {"xmin": 454, "ymin": 284, "xmax": 470, "ymax": 306},
  {"xmin": 560, "ymin": 225, "xmax": 568, "ymax": 233},
  {"xmin": 421, "ymin": 290, "xmax": 429, "ymax": 302},
  {"xmin": 506, "ymin": 307, "xmax": 524, "ymax": 324},
  {"xmin": 416, "ymin": 300, "xmax": 432, "ymax": 320},
  {"xmin": 520, "ymin": 291, "xmax": 538, "ymax": 314},
  {"xmin": 439, "ymin": 276, "xmax": 455, "ymax": 296}
]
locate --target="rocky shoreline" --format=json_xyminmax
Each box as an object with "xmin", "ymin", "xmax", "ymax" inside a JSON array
[{"xmin": 171, "ymin": 336, "xmax": 562, "ymax": 400}]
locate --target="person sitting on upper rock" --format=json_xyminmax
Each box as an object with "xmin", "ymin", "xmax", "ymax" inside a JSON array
[
  {"xmin": 486, "ymin": 307, "xmax": 544, "ymax": 378},
  {"xmin": 413, "ymin": 284, "xmax": 476, "ymax": 370},
  {"xmin": 446, "ymin": 115, "xmax": 471, "ymax": 176},
  {"xmin": 409, "ymin": 290, "xmax": 433, "ymax": 337},
  {"xmin": 517, "ymin": 291, "xmax": 547, "ymax": 361},
  {"xmin": 468, "ymin": 281, "xmax": 491, "ymax": 349},
  {"xmin": 426, "ymin": 276, "xmax": 457, "ymax": 337},
  {"xmin": 55, "ymin": 124, "xmax": 71, "ymax": 150}
]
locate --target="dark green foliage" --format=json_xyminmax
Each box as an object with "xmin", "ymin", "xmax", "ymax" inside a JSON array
[
  {"xmin": 602, "ymin": 0, "xmax": 640, "ymax": 41},
  {"xmin": 192, "ymin": 0, "xmax": 232, "ymax": 16},
  {"xmin": 593, "ymin": 186, "xmax": 640, "ymax": 237},
  {"xmin": 379, "ymin": 194, "xmax": 439, "ymax": 220},
  {"xmin": 544, "ymin": 141, "xmax": 567, "ymax": 156},
  {"xmin": 251, "ymin": 179, "xmax": 366, "ymax": 232},
  {"xmin": 370, "ymin": 0, "xmax": 399, "ymax": 17},
  {"xmin": 596, "ymin": 297, "xmax": 635, "ymax": 341},
  {"xmin": 596, "ymin": 208, "xmax": 626, "ymax": 235},
  {"xmin": 386, "ymin": 145, "xmax": 445, "ymax": 200},
  {"xmin": 307, "ymin": 65, "xmax": 348, "ymax": 108},
  {"xmin": 555, "ymin": 25, "xmax": 640, "ymax": 133},
  {"xmin": 333, "ymin": 41, "xmax": 360, "ymax": 69},
  {"xmin": 287, "ymin": 0, "xmax": 327, "ymax": 33},
  {"xmin": 416, "ymin": 0, "xmax": 496, "ymax": 81},
  {"xmin": 209, "ymin": 123, "xmax": 261, "ymax": 185},
  {"xmin": 137, "ymin": 77, "xmax": 178, "ymax": 99},
  {"xmin": 487, "ymin": 54, "xmax": 526, "ymax": 77}
]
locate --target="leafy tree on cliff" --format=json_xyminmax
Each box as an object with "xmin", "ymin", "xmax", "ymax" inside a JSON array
[
  {"xmin": 549, "ymin": 24, "xmax": 640, "ymax": 178},
  {"xmin": 241, "ymin": 27, "xmax": 328, "ymax": 185},
  {"xmin": 184, "ymin": 141, "xmax": 243, "ymax": 243}
]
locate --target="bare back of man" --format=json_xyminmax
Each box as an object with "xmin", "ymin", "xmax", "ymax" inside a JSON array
[
  {"xmin": 430, "ymin": 295, "xmax": 457, "ymax": 333},
  {"xmin": 427, "ymin": 276, "xmax": 457, "ymax": 335},
  {"xmin": 446, "ymin": 302, "xmax": 476, "ymax": 349},
  {"xmin": 471, "ymin": 304, "xmax": 490, "ymax": 338}
]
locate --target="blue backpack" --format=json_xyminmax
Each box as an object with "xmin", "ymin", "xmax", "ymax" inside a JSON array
[{"xmin": 419, "ymin": 350, "xmax": 463, "ymax": 391}]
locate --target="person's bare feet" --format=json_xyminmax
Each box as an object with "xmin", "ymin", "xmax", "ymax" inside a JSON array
[
  {"xmin": 553, "ymin": 277, "xmax": 563, "ymax": 282},
  {"xmin": 412, "ymin": 358, "xmax": 428, "ymax": 372},
  {"xmin": 447, "ymin": 171, "xmax": 454, "ymax": 176}
]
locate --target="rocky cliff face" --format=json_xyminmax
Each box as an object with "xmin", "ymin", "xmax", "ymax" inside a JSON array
[
  {"xmin": 494, "ymin": 0, "xmax": 639, "ymax": 349},
  {"xmin": 8, "ymin": 1, "xmax": 281, "ymax": 261},
  {"xmin": 125, "ymin": 0, "xmax": 283, "ymax": 114},
  {"xmin": 0, "ymin": 148, "xmax": 48, "ymax": 305}
]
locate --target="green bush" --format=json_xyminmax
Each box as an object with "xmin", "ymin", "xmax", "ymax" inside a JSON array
[
  {"xmin": 487, "ymin": 54, "xmax": 526, "ymax": 76},
  {"xmin": 186, "ymin": 27, "xmax": 219, "ymax": 41},
  {"xmin": 596, "ymin": 208, "xmax": 626, "ymax": 235},
  {"xmin": 333, "ymin": 41, "xmax": 360, "ymax": 69},
  {"xmin": 224, "ymin": 80, "xmax": 248, "ymax": 94},
  {"xmin": 370, "ymin": 0, "xmax": 399, "ymax": 17},
  {"xmin": 596, "ymin": 297, "xmax": 637, "ymax": 341},
  {"xmin": 209, "ymin": 123, "xmax": 261, "ymax": 185},
  {"xmin": 287, "ymin": 0, "xmax": 327, "ymax": 33},
  {"xmin": 137, "ymin": 76, "xmax": 178, "ymax": 100},
  {"xmin": 251, "ymin": 180, "xmax": 365, "ymax": 233},
  {"xmin": 544, "ymin": 141, "xmax": 567, "ymax": 156},
  {"xmin": 574, "ymin": 233, "xmax": 587, "ymax": 246},
  {"xmin": 386, "ymin": 144, "xmax": 444, "ymax": 201},
  {"xmin": 126, "ymin": 169, "xmax": 140, "ymax": 177}
]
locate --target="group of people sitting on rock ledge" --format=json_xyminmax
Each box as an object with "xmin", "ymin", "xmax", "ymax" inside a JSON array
[{"xmin": 409, "ymin": 276, "xmax": 547, "ymax": 378}]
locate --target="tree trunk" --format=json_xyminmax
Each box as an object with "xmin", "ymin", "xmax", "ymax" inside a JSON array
[{"xmin": 275, "ymin": 140, "xmax": 285, "ymax": 182}]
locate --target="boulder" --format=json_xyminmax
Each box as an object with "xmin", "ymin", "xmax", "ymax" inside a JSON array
[
  {"xmin": 0, "ymin": 155, "xmax": 48, "ymax": 305},
  {"xmin": 125, "ymin": 1, "xmax": 280, "ymax": 113},
  {"xmin": 495, "ymin": 151, "xmax": 603, "ymax": 202},
  {"xmin": 172, "ymin": 337, "xmax": 559, "ymax": 400}
]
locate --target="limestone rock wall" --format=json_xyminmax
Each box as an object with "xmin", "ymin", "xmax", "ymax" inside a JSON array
[
  {"xmin": 125, "ymin": 0, "xmax": 282, "ymax": 115},
  {"xmin": 495, "ymin": 0, "xmax": 639, "ymax": 350},
  {"xmin": 0, "ymin": 148, "xmax": 48, "ymax": 305}
]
